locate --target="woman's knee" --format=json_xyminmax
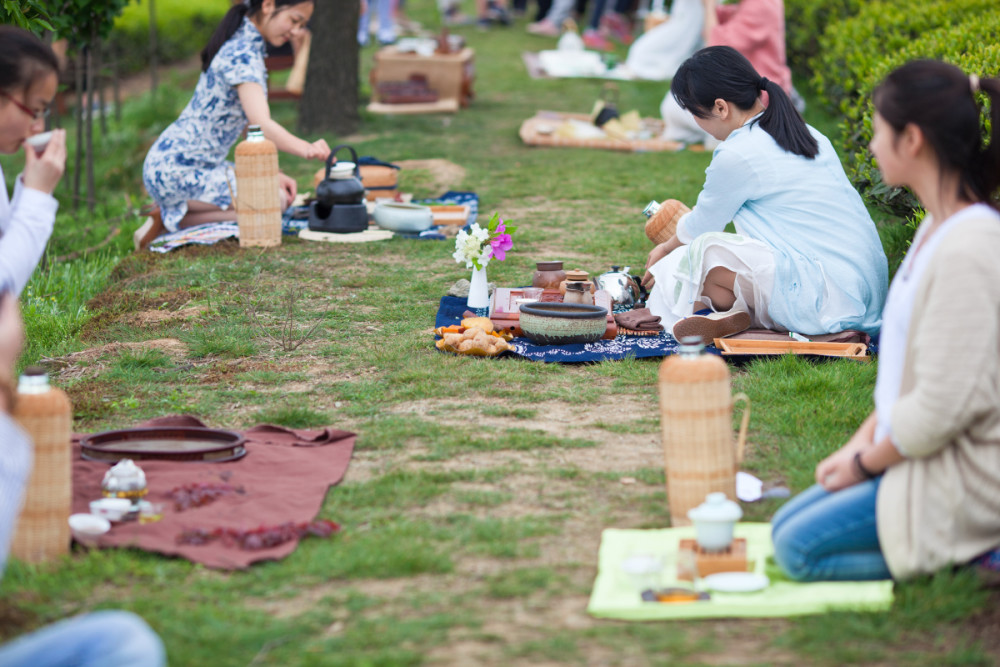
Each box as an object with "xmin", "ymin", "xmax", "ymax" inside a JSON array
[{"xmin": 771, "ymin": 525, "xmax": 818, "ymax": 582}]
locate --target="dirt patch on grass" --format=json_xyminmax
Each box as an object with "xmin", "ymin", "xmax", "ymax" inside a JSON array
[
  {"xmin": 395, "ymin": 159, "xmax": 467, "ymax": 194},
  {"xmin": 126, "ymin": 306, "xmax": 204, "ymax": 326},
  {"xmin": 44, "ymin": 338, "xmax": 188, "ymax": 380}
]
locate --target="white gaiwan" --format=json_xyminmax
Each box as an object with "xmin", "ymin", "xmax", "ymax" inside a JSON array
[{"xmin": 687, "ymin": 492, "xmax": 742, "ymax": 552}]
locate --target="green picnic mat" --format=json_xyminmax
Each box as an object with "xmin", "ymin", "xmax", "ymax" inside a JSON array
[{"xmin": 587, "ymin": 523, "xmax": 894, "ymax": 619}]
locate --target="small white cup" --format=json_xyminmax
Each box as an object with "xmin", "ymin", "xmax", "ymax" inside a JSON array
[
  {"xmin": 90, "ymin": 497, "xmax": 132, "ymax": 522},
  {"xmin": 69, "ymin": 513, "xmax": 111, "ymax": 547},
  {"xmin": 24, "ymin": 131, "xmax": 52, "ymax": 155}
]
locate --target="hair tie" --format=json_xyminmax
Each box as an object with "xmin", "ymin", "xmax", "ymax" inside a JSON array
[
  {"xmin": 969, "ymin": 74, "xmax": 980, "ymax": 94},
  {"xmin": 758, "ymin": 77, "xmax": 769, "ymax": 92}
]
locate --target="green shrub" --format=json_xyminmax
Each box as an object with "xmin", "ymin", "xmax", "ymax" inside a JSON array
[
  {"xmin": 783, "ymin": 0, "xmax": 863, "ymax": 77},
  {"xmin": 806, "ymin": 0, "xmax": 1000, "ymax": 217},
  {"xmin": 108, "ymin": 0, "xmax": 229, "ymax": 74}
]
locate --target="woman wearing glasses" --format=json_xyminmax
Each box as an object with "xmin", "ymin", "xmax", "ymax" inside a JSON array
[{"xmin": 0, "ymin": 26, "xmax": 66, "ymax": 297}]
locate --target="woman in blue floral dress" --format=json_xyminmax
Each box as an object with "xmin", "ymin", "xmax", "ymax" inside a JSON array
[{"xmin": 139, "ymin": 0, "xmax": 330, "ymax": 248}]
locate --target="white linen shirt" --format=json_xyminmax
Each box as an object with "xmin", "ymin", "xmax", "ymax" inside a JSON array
[
  {"xmin": 676, "ymin": 119, "xmax": 888, "ymax": 335},
  {"xmin": 874, "ymin": 203, "xmax": 1000, "ymax": 449},
  {"xmin": 0, "ymin": 162, "xmax": 57, "ymax": 296}
]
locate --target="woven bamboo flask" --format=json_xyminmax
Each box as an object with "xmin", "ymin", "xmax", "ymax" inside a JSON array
[
  {"xmin": 234, "ymin": 125, "xmax": 282, "ymax": 248},
  {"xmin": 11, "ymin": 367, "xmax": 73, "ymax": 562},
  {"xmin": 643, "ymin": 199, "xmax": 691, "ymax": 245},
  {"xmin": 658, "ymin": 336, "xmax": 750, "ymax": 526}
]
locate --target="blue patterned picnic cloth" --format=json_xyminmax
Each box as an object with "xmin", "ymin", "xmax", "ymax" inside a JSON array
[{"xmin": 434, "ymin": 296, "xmax": 694, "ymax": 363}]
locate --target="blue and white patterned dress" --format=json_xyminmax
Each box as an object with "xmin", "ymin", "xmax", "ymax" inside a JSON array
[{"xmin": 142, "ymin": 18, "xmax": 268, "ymax": 232}]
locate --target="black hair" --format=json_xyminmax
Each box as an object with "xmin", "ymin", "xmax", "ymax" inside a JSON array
[
  {"xmin": 0, "ymin": 25, "xmax": 60, "ymax": 96},
  {"xmin": 671, "ymin": 46, "xmax": 818, "ymax": 159},
  {"xmin": 201, "ymin": 0, "xmax": 313, "ymax": 72},
  {"xmin": 873, "ymin": 60, "xmax": 1000, "ymax": 210}
]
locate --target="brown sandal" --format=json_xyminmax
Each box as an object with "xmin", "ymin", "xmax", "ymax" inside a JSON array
[{"xmin": 133, "ymin": 207, "xmax": 165, "ymax": 251}]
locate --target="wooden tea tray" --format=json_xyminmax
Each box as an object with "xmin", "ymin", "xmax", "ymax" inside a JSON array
[
  {"xmin": 677, "ymin": 538, "xmax": 748, "ymax": 580},
  {"xmin": 489, "ymin": 287, "xmax": 618, "ymax": 339},
  {"xmin": 714, "ymin": 338, "xmax": 869, "ymax": 361},
  {"xmin": 429, "ymin": 204, "xmax": 470, "ymax": 226}
]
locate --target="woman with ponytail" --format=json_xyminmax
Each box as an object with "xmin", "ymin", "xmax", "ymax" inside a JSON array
[
  {"xmin": 643, "ymin": 46, "xmax": 887, "ymax": 342},
  {"xmin": 139, "ymin": 0, "xmax": 329, "ymax": 249},
  {"xmin": 772, "ymin": 60, "xmax": 1000, "ymax": 582}
]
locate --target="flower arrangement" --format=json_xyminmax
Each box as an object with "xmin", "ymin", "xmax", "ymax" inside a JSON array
[{"xmin": 452, "ymin": 212, "xmax": 516, "ymax": 271}]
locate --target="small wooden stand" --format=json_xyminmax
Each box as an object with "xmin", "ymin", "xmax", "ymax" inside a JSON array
[{"xmin": 677, "ymin": 538, "xmax": 748, "ymax": 581}]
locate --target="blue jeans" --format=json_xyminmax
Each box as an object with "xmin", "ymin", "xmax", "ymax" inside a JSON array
[
  {"xmin": 0, "ymin": 610, "xmax": 165, "ymax": 667},
  {"xmin": 771, "ymin": 479, "xmax": 892, "ymax": 581}
]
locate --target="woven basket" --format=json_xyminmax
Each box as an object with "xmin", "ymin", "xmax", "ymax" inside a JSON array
[
  {"xmin": 658, "ymin": 351, "xmax": 750, "ymax": 526},
  {"xmin": 645, "ymin": 199, "xmax": 690, "ymax": 244},
  {"xmin": 235, "ymin": 136, "xmax": 282, "ymax": 248},
  {"xmin": 11, "ymin": 386, "xmax": 73, "ymax": 562}
]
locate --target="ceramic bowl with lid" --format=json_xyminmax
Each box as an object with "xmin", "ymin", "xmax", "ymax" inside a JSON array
[
  {"xmin": 687, "ymin": 492, "xmax": 743, "ymax": 552},
  {"xmin": 518, "ymin": 302, "xmax": 607, "ymax": 345}
]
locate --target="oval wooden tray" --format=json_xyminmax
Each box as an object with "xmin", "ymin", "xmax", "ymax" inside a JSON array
[{"xmin": 80, "ymin": 427, "xmax": 247, "ymax": 463}]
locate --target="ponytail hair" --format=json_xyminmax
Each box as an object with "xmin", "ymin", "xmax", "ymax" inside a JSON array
[
  {"xmin": 0, "ymin": 25, "xmax": 59, "ymax": 95},
  {"xmin": 202, "ymin": 1, "xmax": 253, "ymax": 72},
  {"xmin": 873, "ymin": 60, "xmax": 1000, "ymax": 209},
  {"xmin": 671, "ymin": 46, "xmax": 818, "ymax": 159}
]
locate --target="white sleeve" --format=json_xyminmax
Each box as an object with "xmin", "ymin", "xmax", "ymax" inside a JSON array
[
  {"xmin": 680, "ymin": 147, "xmax": 760, "ymax": 241},
  {"xmin": 1, "ymin": 177, "xmax": 57, "ymax": 296},
  {"xmin": 0, "ymin": 413, "xmax": 33, "ymax": 576}
]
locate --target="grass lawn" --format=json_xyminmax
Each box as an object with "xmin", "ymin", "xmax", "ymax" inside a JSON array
[{"xmin": 1, "ymin": 9, "xmax": 998, "ymax": 666}]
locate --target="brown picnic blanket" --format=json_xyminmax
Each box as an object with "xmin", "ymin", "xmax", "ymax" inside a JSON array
[{"xmin": 71, "ymin": 415, "xmax": 356, "ymax": 570}]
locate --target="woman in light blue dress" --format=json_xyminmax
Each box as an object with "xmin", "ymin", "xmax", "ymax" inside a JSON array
[
  {"xmin": 140, "ymin": 0, "xmax": 329, "ymax": 248},
  {"xmin": 642, "ymin": 47, "xmax": 888, "ymax": 341}
]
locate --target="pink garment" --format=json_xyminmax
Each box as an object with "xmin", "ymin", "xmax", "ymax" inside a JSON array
[{"xmin": 710, "ymin": 0, "xmax": 792, "ymax": 95}]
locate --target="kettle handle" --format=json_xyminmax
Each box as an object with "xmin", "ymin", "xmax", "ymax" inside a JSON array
[
  {"xmin": 326, "ymin": 144, "xmax": 361, "ymax": 179},
  {"xmin": 732, "ymin": 392, "xmax": 751, "ymax": 464}
]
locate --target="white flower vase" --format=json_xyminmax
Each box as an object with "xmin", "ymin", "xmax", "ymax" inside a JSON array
[{"xmin": 467, "ymin": 265, "xmax": 490, "ymax": 315}]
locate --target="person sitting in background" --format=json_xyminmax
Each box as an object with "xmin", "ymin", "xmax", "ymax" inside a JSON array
[
  {"xmin": 623, "ymin": 0, "xmax": 704, "ymax": 81},
  {"xmin": 659, "ymin": 0, "xmax": 798, "ymax": 147},
  {"xmin": 771, "ymin": 61, "xmax": 1000, "ymax": 583},
  {"xmin": 0, "ymin": 26, "xmax": 66, "ymax": 297},
  {"xmin": 140, "ymin": 0, "xmax": 331, "ymax": 250},
  {"xmin": 642, "ymin": 47, "xmax": 887, "ymax": 342},
  {"xmin": 0, "ymin": 291, "xmax": 166, "ymax": 666}
]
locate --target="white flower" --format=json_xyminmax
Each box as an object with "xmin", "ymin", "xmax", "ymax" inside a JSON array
[{"xmin": 453, "ymin": 229, "xmax": 487, "ymax": 269}]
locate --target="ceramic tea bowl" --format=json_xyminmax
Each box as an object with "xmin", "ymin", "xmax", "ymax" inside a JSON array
[
  {"xmin": 518, "ymin": 302, "xmax": 607, "ymax": 345},
  {"xmin": 372, "ymin": 202, "xmax": 434, "ymax": 233}
]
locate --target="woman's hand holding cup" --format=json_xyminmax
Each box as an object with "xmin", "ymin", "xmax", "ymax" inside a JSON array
[{"xmin": 22, "ymin": 128, "xmax": 66, "ymax": 194}]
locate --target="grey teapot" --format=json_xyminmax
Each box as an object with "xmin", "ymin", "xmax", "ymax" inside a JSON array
[{"xmin": 594, "ymin": 265, "xmax": 641, "ymax": 312}]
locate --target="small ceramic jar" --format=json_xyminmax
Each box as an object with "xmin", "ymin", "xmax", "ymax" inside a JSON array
[
  {"xmin": 532, "ymin": 261, "xmax": 566, "ymax": 289},
  {"xmin": 687, "ymin": 492, "xmax": 743, "ymax": 552},
  {"xmin": 558, "ymin": 269, "xmax": 596, "ymax": 296},
  {"xmin": 563, "ymin": 282, "xmax": 593, "ymax": 305}
]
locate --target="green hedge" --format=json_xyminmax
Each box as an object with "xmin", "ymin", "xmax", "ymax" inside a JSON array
[
  {"xmin": 804, "ymin": 0, "xmax": 1000, "ymax": 216},
  {"xmin": 108, "ymin": 0, "xmax": 229, "ymax": 74},
  {"xmin": 782, "ymin": 0, "xmax": 862, "ymax": 77}
]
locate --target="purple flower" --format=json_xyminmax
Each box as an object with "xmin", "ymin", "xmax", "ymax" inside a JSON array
[{"xmin": 489, "ymin": 232, "xmax": 513, "ymax": 262}]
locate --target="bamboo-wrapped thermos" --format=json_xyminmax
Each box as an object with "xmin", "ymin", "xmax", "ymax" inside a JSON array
[
  {"xmin": 658, "ymin": 336, "xmax": 750, "ymax": 526},
  {"xmin": 643, "ymin": 199, "xmax": 691, "ymax": 245},
  {"xmin": 234, "ymin": 124, "xmax": 282, "ymax": 248},
  {"xmin": 11, "ymin": 367, "xmax": 73, "ymax": 562}
]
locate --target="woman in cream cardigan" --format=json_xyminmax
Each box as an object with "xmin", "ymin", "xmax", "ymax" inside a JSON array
[{"xmin": 771, "ymin": 60, "xmax": 1000, "ymax": 581}]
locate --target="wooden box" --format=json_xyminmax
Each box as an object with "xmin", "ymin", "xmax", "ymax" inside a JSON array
[
  {"xmin": 489, "ymin": 288, "xmax": 618, "ymax": 340},
  {"xmin": 370, "ymin": 46, "xmax": 475, "ymax": 108},
  {"xmin": 677, "ymin": 538, "xmax": 748, "ymax": 581}
]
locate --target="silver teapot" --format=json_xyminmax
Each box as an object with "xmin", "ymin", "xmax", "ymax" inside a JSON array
[
  {"xmin": 594, "ymin": 265, "xmax": 642, "ymax": 313},
  {"xmin": 102, "ymin": 459, "xmax": 148, "ymax": 512}
]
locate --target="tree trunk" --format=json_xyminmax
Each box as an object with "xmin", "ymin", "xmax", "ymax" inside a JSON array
[
  {"xmin": 86, "ymin": 35, "xmax": 96, "ymax": 212},
  {"xmin": 149, "ymin": 0, "xmax": 159, "ymax": 92},
  {"xmin": 96, "ymin": 38, "xmax": 107, "ymax": 134},
  {"xmin": 299, "ymin": 0, "xmax": 359, "ymax": 136},
  {"xmin": 73, "ymin": 56, "xmax": 84, "ymax": 211}
]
